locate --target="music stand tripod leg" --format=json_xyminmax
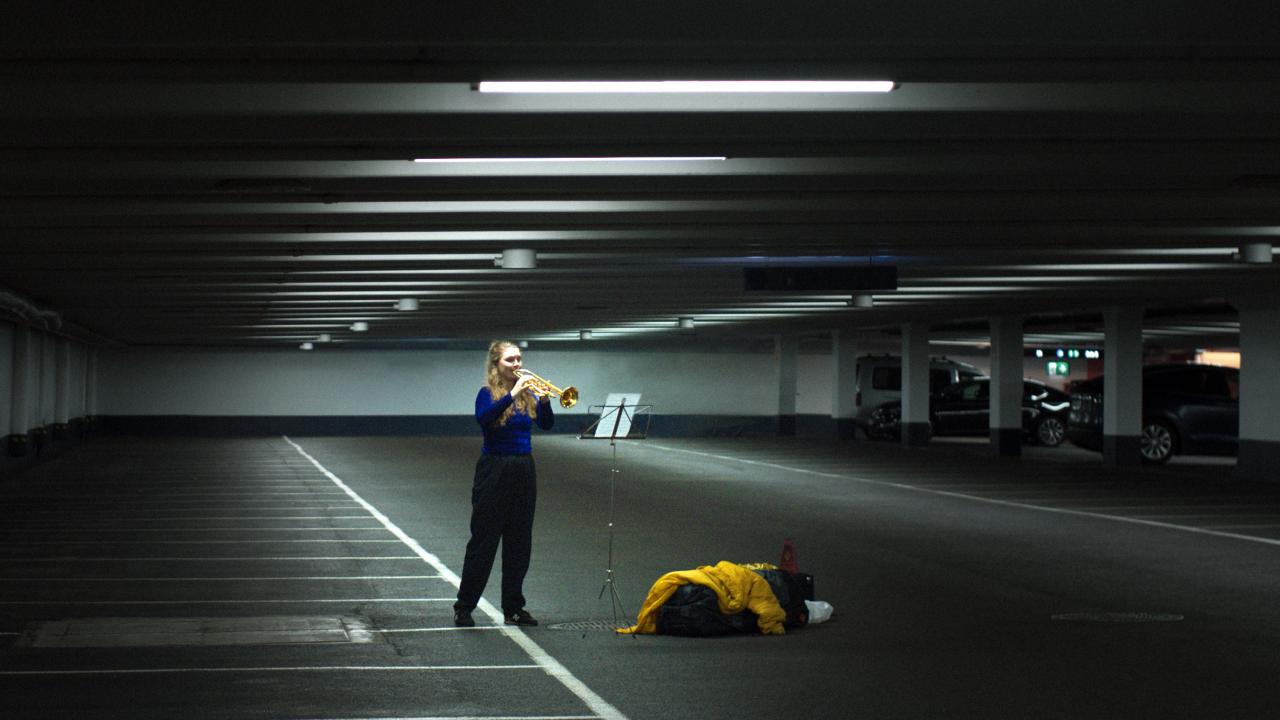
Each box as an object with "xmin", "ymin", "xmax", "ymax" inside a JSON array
[{"xmin": 597, "ymin": 437, "xmax": 633, "ymax": 632}]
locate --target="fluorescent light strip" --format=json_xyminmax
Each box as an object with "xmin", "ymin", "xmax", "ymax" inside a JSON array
[
  {"xmin": 414, "ymin": 156, "xmax": 726, "ymax": 163},
  {"xmin": 477, "ymin": 80, "xmax": 896, "ymax": 93}
]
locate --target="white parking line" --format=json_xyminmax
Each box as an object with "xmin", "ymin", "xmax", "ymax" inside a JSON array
[
  {"xmin": 3, "ymin": 492, "xmax": 350, "ymax": 498},
  {"xmin": 0, "ymin": 598, "xmax": 455, "ymax": 605},
  {"xmin": 14, "ymin": 540, "xmax": 404, "ymax": 544},
  {"xmin": 0, "ymin": 512, "xmax": 373, "ymax": 517},
  {"xmin": 646, "ymin": 442, "xmax": 1280, "ymax": 549},
  {"xmin": 283, "ymin": 436, "xmax": 629, "ymax": 720},
  {"xmin": 0, "ymin": 665, "xmax": 542, "ymax": 676},
  {"xmin": 0, "ymin": 525, "xmax": 389, "ymax": 530},
  {"xmin": 0, "ymin": 556, "xmax": 422, "ymax": 562},
  {"xmin": 378, "ymin": 627, "xmax": 505, "ymax": 633},
  {"xmin": 296, "ymin": 716, "xmax": 599, "ymax": 720},
  {"xmin": 0, "ymin": 528, "xmax": 389, "ymax": 532},
  {"xmin": 0, "ymin": 576, "xmax": 441, "ymax": 582}
]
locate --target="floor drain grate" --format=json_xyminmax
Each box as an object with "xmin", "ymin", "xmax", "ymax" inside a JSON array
[
  {"xmin": 1051, "ymin": 612, "xmax": 1185, "ymax": 623},
  {"xmin": 546, "ymin": 620, "xmax": 626, "ymax": 632}
]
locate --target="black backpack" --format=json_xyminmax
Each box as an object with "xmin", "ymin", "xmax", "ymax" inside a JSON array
[{"xmin": 654, "ymin": 569, "xmax": 814, "ymax": 636}]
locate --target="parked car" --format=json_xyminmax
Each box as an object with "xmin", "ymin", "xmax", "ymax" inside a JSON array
[
  {"xmin": 854, "ymin": 355, "xmax": 983, "ymax": 437},
  {"xmin": 866, "ymin": 378, "xmax": 1072, "ymax": 446},
  {"xmin": 1067, "ymin": 363, "xmax": 1239, "ymax": 464}
]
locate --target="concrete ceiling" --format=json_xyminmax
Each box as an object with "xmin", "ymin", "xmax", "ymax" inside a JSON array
[{"xmin": 1, "ymin": 2, "xmax": 1277, "ymax": 350}]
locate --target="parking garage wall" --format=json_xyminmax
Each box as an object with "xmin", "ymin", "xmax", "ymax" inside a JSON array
[{"xmin": 97, "ymin": 347, "xmax": 793, "ymax": 437}]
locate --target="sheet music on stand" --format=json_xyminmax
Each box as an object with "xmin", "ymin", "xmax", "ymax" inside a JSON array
[{"xmin": 579, "ymin": 393, "xmax": 652, "ymax": 440}]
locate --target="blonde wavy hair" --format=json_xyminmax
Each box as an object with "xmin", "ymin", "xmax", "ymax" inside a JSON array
[{"xmin": 485, "ymin": 339, "xmax": 536, "ymax": 426}]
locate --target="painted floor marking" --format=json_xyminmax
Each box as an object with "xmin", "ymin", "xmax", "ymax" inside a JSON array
[
  {"xmin": 0, "ymin": 527, "xmax": 390, "ymax": 532},
  {"xmin": 294, "ymin": 716, "xmax": 598, "ymax": 720},
  {"xmin": 13, "ymin": 540, "xmax": 404, "ymax": 545},
  {"xmin": 3, "ymin": 492, "xmax": 350, "ymax": 498},
  {"xmin": 0, "ymin": 556, "xmax": 423, "ymax": 562},
  {"xmin": 0, "ymin": 664, "xmax": 542, "ymax": 676},
  {"xmin": 377, "ymin": 626, "xmax": 504, "ymax": 633},
  {"xmin": 0, "ymin": 598, "xmax": 455, "ymax": 606},
  {"xmin": 646, "ymin": 442, "xmax": 1280, "ymax": 549},
  {"xmin": 0, "ymin": 512, "xmax": 373, "ymax": 517},
  {"xmin": 0, "ymin": 575, "xmax": 442, "ymax": 582},
  {"xmin": 283, "ymin": 436, "xmax": 629, "ymax": 720}
]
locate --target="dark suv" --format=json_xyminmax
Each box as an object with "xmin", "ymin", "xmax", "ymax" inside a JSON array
[
  {"xmin": 1067, "ymin": 363, "xmax": 1239, "ymax": 464},
  {"xmin": 867, "ymin": 378, "xmax": 1072, "ymax": 446}
]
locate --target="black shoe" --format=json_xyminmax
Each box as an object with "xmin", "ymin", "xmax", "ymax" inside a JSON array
[
  {"xmin": 504, "ymin": 609, "xmax": 538, "ymax": 627},
  {"xmin": 454, "ymin": 609, "xmax": 475, "ymax": 627}
]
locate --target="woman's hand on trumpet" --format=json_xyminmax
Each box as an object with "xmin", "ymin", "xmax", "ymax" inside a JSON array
[{"xmin": 512, "ymin": 372, "xmax": 550, "ymax": 403}]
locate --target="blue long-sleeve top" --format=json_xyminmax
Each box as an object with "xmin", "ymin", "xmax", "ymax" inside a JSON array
[{"xmin": 475, "ymin": 387, "xmax": 554, "ymax": 455}]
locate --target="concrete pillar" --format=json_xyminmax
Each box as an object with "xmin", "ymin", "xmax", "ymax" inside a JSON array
[
  {"xmin": 0, "ymin": 323, "xmax": 10, "ymax": 440},
  {"xmin": 8, "ymin": 325, "xmax": 31, "ymax": 457},
  {"xmin": 989, "ymin": 315, "xmax": 1023, "ymax": 457},
  {"xmin": 1103, "ymin": 305, "xmax": 1143, "ymax": 466},
  {"xmin": 776, "ymin": 335, "xmax": 798, "ymax": 436},
  {"xmin": 831, "ymin": 329, "xmax": 860, "ymax": 440},
  {"xmin": 1236, "ymin": 295, "xmax": 1280, "ymax": 480},
  {"xmin": 35, "ymin": 333, "xmax": 49, "ymax": 426},
  {"xmin": 85, "ymin": 347, "xmax": 98, "ymax": 419},
  {"xmin": 54, "ymin": 337, "xmax": 70, "ymax": 437},
  {"xmin": 901, "ymin": 322, "xmax": 931, "ymax": 447}
]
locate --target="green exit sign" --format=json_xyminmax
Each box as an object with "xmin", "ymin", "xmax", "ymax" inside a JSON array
[{"xmin": 1046, "ymin": 361, "xmax": 1070, "ymax": 376}]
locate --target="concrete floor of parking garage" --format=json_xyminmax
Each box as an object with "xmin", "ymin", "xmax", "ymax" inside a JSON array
[{"xmin": 1, "ymin": 433, "xmax": 1278, "ymax": 719}]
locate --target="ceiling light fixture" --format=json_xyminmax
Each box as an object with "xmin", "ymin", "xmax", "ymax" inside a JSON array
[
  {"xmin": 580, "ymin": 330, "xmax": 593, "ymax": 340},
  {"xmin": 476, "ymin": 80, "xmax": 896, "ymax": 94},
  {"xmin": 678, "ymin": 317, "xmax": 695, "ymax": 329},
  {"xmin": 495, "ymin": 248, "xmax": 537, "ymax": 269},
  {"xmin": 415, "ymin": 156, "xmax": 726, "ymax": 163},
  {"xmin": 299, "ymin": 342, "xmax": 314, "ymax": 350},
  {"xmin": 317, "ymin": 333, "xmax": 332, "ymax": 342},
  {"xmin": 1239, "ymin": 242, "xmax": 1274, "ymax": 264},
  {"xmin": 850, "ymin": 294, "xmax": 875, "ymax": 308},
  {"xmin": 396, "ymin": 298, "xmax": 420, "ymax": 311},
  {"xmin": 350, "ymin": 321, "xmax": 369, "ymax": 332}
]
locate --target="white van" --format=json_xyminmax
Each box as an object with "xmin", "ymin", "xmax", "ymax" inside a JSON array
[{"xmin": 853, "ymin": 355, "xmax": 984, "ymax": 436}]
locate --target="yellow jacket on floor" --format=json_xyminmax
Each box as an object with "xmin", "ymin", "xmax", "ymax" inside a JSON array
[{"xmin": 617, "ymin": 560, "xmax": 787, "ymax": 635}]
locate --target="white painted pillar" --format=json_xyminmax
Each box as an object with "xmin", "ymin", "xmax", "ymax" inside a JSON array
[
  {"xmin": 1103, "ymin": 306, "xmax": 1144, "ymax": 466},
  {"xmin": 54, "ymin": 337, "xmax": 70, "ymax": 431},
  {"xmin": 68, "ymin": 344, "xmax": 84, "ymax": 421},
  {"xmin": 35, "ymin": 332, "xmax": 48, "ymax": 424},
  {"xmin": 989, "ymin": 315, "xmax": 1023, "ymax": 457},
  {"xmin": 901, "ymin": 322, "xmax": 931, "ymax": 447},
  {"xmin": 0, "ymin": 323, "xmax": 11, "ymax": 440},
  {"xmin": 9, "ymin": 326, "xmax": 31, "ymax": 456},
  {"xmin": 776, "ymin": 335, "xmax": 798, "ymax": 436},
  {"xmin": 1236, "ymin": 295, "xmax": 1280, "ymax": 480},
  {"xmin": 832, "ymin": 329, "xmax": 860, "ymax": 440},
  {"xmin": 33, "ymin": 331, "xmax": 52, "ymax": 453},
  {"xmin": 85, "ymin": 347, "xmax": 98, "ymax": 420}
]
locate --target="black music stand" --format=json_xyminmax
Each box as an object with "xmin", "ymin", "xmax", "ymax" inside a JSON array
[{"xmin": 579, "ymin": 396, "xmax": 653, "ymax": 629}]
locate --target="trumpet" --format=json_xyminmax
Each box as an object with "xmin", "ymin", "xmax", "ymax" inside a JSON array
[{"xmin": 516, "ymin": 369, "xmax": 579, "ymax": 408}]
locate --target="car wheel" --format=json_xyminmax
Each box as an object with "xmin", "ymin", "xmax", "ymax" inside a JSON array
[
  {"xmin": 867, "ymin": 406, "xmax": 899, "ymax": 441},
  {"xmin": 1036, "ymin": 416, "xmax": 1066, "ymax": 447},
  {"xmin": 1140, "ymin": 419, "xmax": 1178, "ymax": 464}
]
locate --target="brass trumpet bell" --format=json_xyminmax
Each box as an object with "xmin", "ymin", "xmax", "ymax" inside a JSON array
[{"xmin": 517, "ymin": 370, "xmax": 579, "ymax": 409}]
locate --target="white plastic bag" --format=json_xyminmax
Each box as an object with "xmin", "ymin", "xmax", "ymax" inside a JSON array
[{"xmin": 804, "ymin": 600, "xmax": 834, "ymax": 624}]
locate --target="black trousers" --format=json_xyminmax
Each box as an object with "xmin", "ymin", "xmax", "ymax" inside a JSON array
[{"xmin": 455, "ymin": 453, "xmax": 537, "ymax": 614}]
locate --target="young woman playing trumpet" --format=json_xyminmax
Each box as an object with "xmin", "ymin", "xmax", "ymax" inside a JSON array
[{"xmin": 453, "ymin": 340, "xmax": 554, "ymax": 628}]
